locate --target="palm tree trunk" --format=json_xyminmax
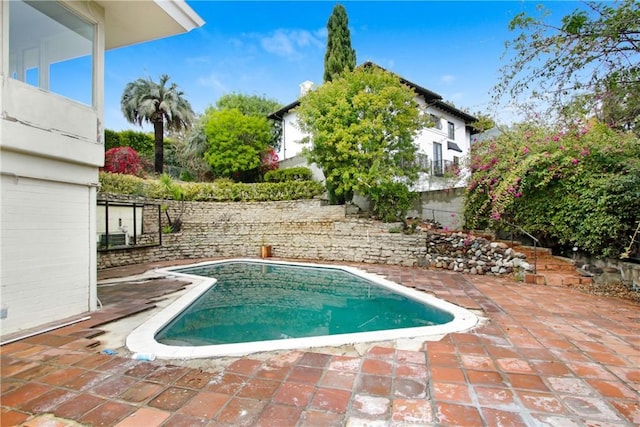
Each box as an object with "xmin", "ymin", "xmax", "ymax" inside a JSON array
[{"xmin": 154, "ymin": 119, "xmax": 164, "ymax": 174}]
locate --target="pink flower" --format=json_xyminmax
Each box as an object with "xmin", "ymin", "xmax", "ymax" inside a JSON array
[
  {"xmin": 522, "ymin": 146, "xmax": 530, "ymax": 154},
  {"xmin": 490, "ymin": 212, "xmax": 501, "ymax": 220},
  {"xmin": 514, "ymin": 192, "xmax": 523, "ymax": 198},
  {"xmin": 571, "ymin": 158, "xmax": 579, "ymax": 165},
  {"xmin": 580, "ymin": 148, "xmax": 590, "ymax": 157}
]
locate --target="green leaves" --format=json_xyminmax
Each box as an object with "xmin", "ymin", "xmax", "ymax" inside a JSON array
[
  {"xmin": 464, "ymin": 121, "xmax": 640, "ymax": 257},
  {"xmin": 497, "ymin": 0, "xmax": 639, "ymax": 134},
  {"xmin": 99, "ymin": 172, "xmax": 324, "ymax": 202},
  {"xmin": 203, "ymin": 109, "xmax": 272, "ymax": 181},
  {"xmin": 297, "ymin": 65, "xmax": 422, "ymax": 220},
  {"xmin": 324, "ymin": 4, "xmax": 356, "ymax": 83}
]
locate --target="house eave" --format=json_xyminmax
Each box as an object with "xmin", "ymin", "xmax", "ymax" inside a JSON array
[{"xmin": 97, "ymin": 0, "xmax": 204, "ymax": 50}]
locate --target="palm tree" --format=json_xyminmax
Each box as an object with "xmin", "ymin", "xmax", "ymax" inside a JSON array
[{"xmin": 121, "ymin": 74, "xmax": 194, "ymax": 174}]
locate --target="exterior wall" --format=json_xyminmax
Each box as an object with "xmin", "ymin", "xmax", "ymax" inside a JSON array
[
  {"xmin": 278, "ymin": 112, "xmax": 307, "ymax": 160},
  {"xmin": 0, "ymin": 175, "xmax": 94, "ymax": 333},
  {"xmin": 278, "ymin": 155, "xmax": 325, "ymax": 182},
  {"xmin": 0, "ymin": 0, "xmax": 105, "ymax": 335},
  {"xmin": 409, "ymin": 188, "xmax": 466, "ymax": 230},
  {"xmin": 275, "ymin": 99, "xmax": 472, "ymax": 193}
]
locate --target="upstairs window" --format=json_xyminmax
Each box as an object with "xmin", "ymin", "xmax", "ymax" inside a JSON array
[
  {"xmin": 9, "ymin": 0, "xmax": 95, "ymax": 106},
  {"xmin": 430, "ymin": 114, "xmax": 442, "ymax": 130},
  {"xmin": 448, "ymin": 121, "xmax": 455, "ymax": 140}
]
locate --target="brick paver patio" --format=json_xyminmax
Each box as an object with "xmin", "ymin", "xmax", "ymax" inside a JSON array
[{"xmin": 1, "ymin": 260, "xmax": 638, "ymax": 426}]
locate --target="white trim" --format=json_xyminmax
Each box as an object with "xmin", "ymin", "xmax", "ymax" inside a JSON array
[
  {"xmin": 155, "ymin": 0, "xmax": 205, "ymax": 31},
  {"xmin": 127, "ymin": 259, "xmax": 478, "ymax": 359}
]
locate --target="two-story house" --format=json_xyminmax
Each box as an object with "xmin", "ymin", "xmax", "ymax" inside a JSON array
[
  {"xmin": 268, "ymin": 62, "xmax": 478, "ymax": 193},
  {"xmin": 0, "ymin": 0, "xmax": 203, "ymax": 336}
]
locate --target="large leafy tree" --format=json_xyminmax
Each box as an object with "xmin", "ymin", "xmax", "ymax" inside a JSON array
[
  {"xmin": 203, "ymin": 108, "xmax": 272, "ymax": 181},
  {"xmin": 323, "ymin": 4, "xmax": 356, "ymax": 83},
  {"xmin": 121, "ymin": 74, "xmax": 195, "ymax": 174},
  {"xmin": 296, "ymin": 66, "xmax": 425, "ymax": 219},
  {"xmin": 496, "ymin": 0, "xmax": 639, "ymax": 132},
  {"xmin": 216, "ymin": 93, "xmax": 283, "ymax": 149}
]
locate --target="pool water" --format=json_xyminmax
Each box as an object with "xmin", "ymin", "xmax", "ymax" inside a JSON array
[{"xmin": 155, "ymin": 262, "xmax": 454, "ymax": 346}]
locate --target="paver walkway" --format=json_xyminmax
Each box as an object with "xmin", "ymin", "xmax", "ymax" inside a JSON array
[{"xmin": 1, "ymin": 260, "xmax": 638, "ymax": 426}]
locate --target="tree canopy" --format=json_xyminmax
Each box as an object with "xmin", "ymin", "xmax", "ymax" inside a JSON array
[
  {"xmin": 323, "ymin": 4, "xmax": 356, "ymax": 83},
  {"xmin": 202, "ymin": 108, "xmax": 273, "ymax": 181},
  {"xmin": 215, "ymin": 93, "xmax": 283, "ymax": 149},
  {"xmin": 495, "ymin": 0, "xmax": 640, "ymax": 133},
  {"xmin": 121, "ymin": 74, "xmax": 194, "ymax": 173},
  {"xmin": 296, "ymin": 66, "xmax": 425, "ymax": 219}
]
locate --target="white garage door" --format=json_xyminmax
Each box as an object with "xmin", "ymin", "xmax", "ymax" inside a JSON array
[{"xmin": 1, "ymin": 175, "xmax": 92, "ymax": 335}]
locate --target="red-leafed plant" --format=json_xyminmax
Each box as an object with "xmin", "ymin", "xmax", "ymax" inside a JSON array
[
  {"xmin": 261, "ymin": 148, "xmax": 279, "ymax": 174},
  {"xmin": 102, "ymin": 146, "xmax": 147, "ymax": 176}
]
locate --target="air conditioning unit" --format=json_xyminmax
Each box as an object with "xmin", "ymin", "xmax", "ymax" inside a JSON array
[{"xmin": 98, "ymin": 233, "xmax": 128, "ymax": 247}]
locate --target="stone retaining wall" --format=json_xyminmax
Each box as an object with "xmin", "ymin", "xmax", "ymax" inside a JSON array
[{"xmin": 97, "ymin": 195, "xmax": 529, "ymax": 276}]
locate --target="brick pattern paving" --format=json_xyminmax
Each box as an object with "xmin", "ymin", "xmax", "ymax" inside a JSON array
[{"xmin": 1, "ymin": 261, "xmax": 638, "ymax": 426}]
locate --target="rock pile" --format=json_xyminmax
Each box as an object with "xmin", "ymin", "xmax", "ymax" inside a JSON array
[{"xmin": 422, "ymin": 231, "xmax": 533, "ymax": 275}]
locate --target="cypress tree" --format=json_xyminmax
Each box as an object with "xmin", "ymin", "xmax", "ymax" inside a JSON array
[{"xmin": 323, "ymin": 4, "xmax": 356, "ymax": 83}]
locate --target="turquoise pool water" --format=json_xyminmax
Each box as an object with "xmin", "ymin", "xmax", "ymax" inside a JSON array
[{"xmin": 155, "ymin": 261, "xmax": 454, "ymax": 346}]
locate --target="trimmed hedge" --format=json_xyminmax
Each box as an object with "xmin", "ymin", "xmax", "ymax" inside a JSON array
[
  {"xmin": 98, "ymin": 172, "xmax": 324, "ymax": 202},
  {"xmin": 264, "ymin": 167, "xmax": 313, "ymax": 182}
]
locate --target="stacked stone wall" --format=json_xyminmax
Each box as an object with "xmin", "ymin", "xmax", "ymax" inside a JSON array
[{"xmin": 97, "ymin": 195, "xmax": 528, "ymax": 275}]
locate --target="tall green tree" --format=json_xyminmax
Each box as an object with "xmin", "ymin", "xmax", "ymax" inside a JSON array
[
  {"xmin": 323, "ymin": 4, "xmax": 356, "ymax": 83},
  {"xmin": 203, "ymin": 108, "xmax": 272, "ymax": 181},
  {"xmin": 296, "ymin": 66, "xmax": 425, "ymax": 219},
  {"xmin": 121, "ymin": 74, "xmax": 195, "ymax": 174},
  {"xmin": 215, "ymin": 93, "xmax": 283, "ymax": 149},
  {"xmin": 496, "ymin": 0, "xmax": 639, "ymax": 132}
]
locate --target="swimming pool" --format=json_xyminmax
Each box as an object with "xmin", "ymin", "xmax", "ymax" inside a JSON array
[{"xmin": 127, "ymin": 259, "xmax": 478, "ymax": 359}]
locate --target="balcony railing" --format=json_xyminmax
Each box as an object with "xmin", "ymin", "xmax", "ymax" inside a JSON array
[{"xmin": 402, "ymin": 155, "xmax": 459, "ymax": 177}]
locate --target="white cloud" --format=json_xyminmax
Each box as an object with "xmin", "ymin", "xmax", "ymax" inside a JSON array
[
  {"xmin": 260, "ymin": 29, "xmax": 324, "ymax": 60},
  {"xmin": 440, "ymin": 75, "xmax": 456, "ymax": 85},
  {"xmin": 196, "ymin": 72, "xmax": 227, "ymax": 92},
  {"xmin": 185, "ymin": 55, "xmax": 212, "ymax": 65}
]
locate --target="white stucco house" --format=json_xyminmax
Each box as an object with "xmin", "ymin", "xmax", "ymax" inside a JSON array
[
  {"xmin": 0, "ymin": 0, "xmax": 203, "ymax": 336},
  {"xmin": 268, "ymin": 62, "xmax": 478, "ymax": 192}
]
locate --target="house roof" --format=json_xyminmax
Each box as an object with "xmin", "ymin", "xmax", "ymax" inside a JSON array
[
  {"xmin": 267, "ymin": 61, "xmax": 478, "ymax": 125},
  {"xmin": 96, "ymin": 0, "xmax": 204, "ymax": 50}
]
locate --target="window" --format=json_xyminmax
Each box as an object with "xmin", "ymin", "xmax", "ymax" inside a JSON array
[
  {"xmin": 9, "ymin": 0, "xmax": 95, "ymax": 105},
  {"xmin": 433, "ymin": 142, "xmax": 443, "ymax": 176},
  {"xmin": 448, "ymin": 121, "xmax": 455, "ymax": 140},
  {"xmin": 430, "ymin": 114, "xmax": 442, "ymax": 130}
]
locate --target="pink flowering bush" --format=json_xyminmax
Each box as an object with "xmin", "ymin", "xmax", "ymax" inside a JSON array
[
  {"xmin": 464, "ymin": 120, "xmax": 640, "ymax": 257},
  {"xmin": 102, "ymin": 146, "xmax": 148, "ymax": 177}
]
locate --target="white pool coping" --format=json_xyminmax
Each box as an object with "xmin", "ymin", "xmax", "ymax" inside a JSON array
[{"xmin": 126, "ymin": 259, "xmax": 479, "ymax": 359}]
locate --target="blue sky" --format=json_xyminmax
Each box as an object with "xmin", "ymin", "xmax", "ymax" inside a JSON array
[{"xmin": 104, "ymin": 1, "xmax": 583, "ymax": 131}]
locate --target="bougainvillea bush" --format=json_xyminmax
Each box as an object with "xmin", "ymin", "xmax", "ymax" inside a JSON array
[
  {"xmin": 464, "ymin": 120, "xmax": 640, "ymax": 257},
  {"xmin": 102, "ymin": 146, "xmax": 148, "ymax": 177}
]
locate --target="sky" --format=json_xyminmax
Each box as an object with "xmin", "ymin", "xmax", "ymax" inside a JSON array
[{"xmin": 103, "ymin": 1, "xmax": 584, "ymax": 131}]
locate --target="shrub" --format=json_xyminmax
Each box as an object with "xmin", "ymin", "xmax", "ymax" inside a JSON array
[
  {"xmin": 99, "ymin": 172, "xmax": 324, "ymax": 202},
  {"xmin": 102, "ymin": 147, "xmax": 147, "ymax": 176},
  {"xmin": 464, "ymin": 120, "xmax": 640, "ymax": 257},
  {"xmin": 264, "ymin": 167, "xmax": 313, "ymax": 182}
]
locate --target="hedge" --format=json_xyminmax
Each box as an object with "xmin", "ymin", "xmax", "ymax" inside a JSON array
[
  {"xmin": 98, "ymin": 172, "xmax": 324, "ymax": 202},
  {"xmin": 263, "ymin": 167, "xmax": 313, "ymax": 182}
]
